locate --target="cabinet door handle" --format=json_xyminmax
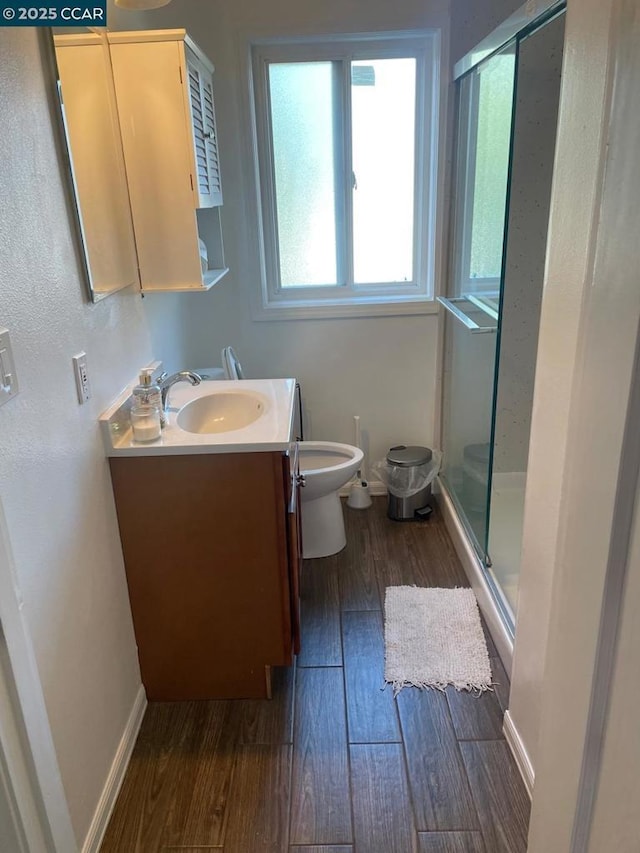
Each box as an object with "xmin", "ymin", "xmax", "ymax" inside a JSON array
[{"xmin": 288, "ymin": 442, "xmax": 300, "ymax": 515}]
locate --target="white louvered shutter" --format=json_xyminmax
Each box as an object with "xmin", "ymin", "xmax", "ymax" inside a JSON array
[{"xmin": 187, "ymin": 54, "xmax": 223, "ymax": 207}]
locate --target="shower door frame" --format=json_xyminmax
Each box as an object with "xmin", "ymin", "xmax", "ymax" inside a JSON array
[
  {"xmin": 440, "ymin": 35, "xmax": 521, "ymax": 637},
  {"xmin": 438, "ymin": 0, "xmax": 567, "ymax": 652},
  {"xmin": 453, "ymin": 0, "xmax": 565, "ymax": 80}
]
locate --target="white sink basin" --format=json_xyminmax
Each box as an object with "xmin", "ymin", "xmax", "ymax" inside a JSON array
[
  {"xmin": 99, "ymin": 377, "xmax": 296, "ymax": 456},
  {"xmin": 176, "ymin": 390, "xmax": 267, "ymax": 434}
]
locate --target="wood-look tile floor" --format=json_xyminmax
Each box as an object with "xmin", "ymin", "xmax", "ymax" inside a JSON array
[{"xmin": 101, "ymin": 498, "xmax": 530, "ymax": 853}]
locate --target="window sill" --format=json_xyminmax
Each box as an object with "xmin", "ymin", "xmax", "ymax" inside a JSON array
[{"xmin": 252, "ymin": 296, "xmax": 439, "ymax": 322}]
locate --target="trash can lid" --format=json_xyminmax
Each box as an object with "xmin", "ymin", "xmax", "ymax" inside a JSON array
[{"xmin": 386, "ymin": 445, "xmax": 433, "ymax": 467}]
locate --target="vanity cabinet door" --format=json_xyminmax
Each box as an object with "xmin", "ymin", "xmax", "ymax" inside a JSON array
[
  {"xmin": 109, "ymin": 451, "xmax": 294, "ymax": 700},
  {"xmin": 284, "ymin": 445, "xmax": 302, "ymax": 655}
]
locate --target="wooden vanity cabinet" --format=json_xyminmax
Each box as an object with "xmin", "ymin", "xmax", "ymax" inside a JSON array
[{"xmin": 109, "ymin": 450, "xmax": 301, "ymax": 700}]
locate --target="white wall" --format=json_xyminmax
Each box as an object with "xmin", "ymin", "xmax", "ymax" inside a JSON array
[
  {"xmin": 508, "ymin": 0, "xmax": 618, "ymax": 781},
  {"xmin": 0, "ymin": 28, "xmax": 185, "ymax": 846},
  {"xmin": 525, "ymin": 0, "xmax": 640, "ymax": 846},
  {"xmin": 587, "ymin": 479, "xmax": 640, "ymax": 853},
  {"xmin": 113, "ymin": 0, "xmax": 450, "ymax": 469}
]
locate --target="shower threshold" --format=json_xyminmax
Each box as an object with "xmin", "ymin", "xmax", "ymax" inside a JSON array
[{"xmin": 436, "ymin": 476, "xmax": 515, "ymax": 673}]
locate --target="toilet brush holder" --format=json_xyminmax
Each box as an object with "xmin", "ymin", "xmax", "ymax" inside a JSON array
[{"xmin": 347, "ymin": 480, "xmax": 372, "ymax": 509}]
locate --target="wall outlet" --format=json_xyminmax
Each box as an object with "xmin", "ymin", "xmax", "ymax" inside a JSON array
[{"xmin": 72, "ymin": 352, "xmax": 91, "ymax": 403}]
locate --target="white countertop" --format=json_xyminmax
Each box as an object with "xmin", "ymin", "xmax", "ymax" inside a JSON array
[{"xmin": 99, "ymin": 378, "xmax": 297, "ymax": 457}]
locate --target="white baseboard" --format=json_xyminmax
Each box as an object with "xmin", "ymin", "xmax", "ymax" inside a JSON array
[
  {"xmin": 81, "ymin": 684, "xmax": 147, "ymax": 853},
  {"xmin": 503, "ymin": 709, "xmax": 535, "ymax": 799}
]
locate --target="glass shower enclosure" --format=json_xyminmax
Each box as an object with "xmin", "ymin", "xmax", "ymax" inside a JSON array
[{"xmin": 440, "ymin": 4, "xmax": 565, "ymax": 631}]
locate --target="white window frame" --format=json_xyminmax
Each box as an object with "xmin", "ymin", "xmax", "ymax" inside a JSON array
[{"xmin": 250, "ymin": 32, "xmax": 441, "ymax": 320}]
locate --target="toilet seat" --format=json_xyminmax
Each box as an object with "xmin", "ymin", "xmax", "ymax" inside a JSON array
[
  {"xmin": 299, "ymin": 441, "xmax": 361, "ymax": 475},
  {"xmin": 221, "ymin": 346, "xmax": 244, "ymax": 380}
]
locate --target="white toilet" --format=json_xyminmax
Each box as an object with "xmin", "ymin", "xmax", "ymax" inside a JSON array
[
  {"xmin": 220, "ymin": 347, "xmax": 364, "ymax": 559},
  {"xmin": 299, "ymin": 441, "xmax": 364, "ymax": 559}
]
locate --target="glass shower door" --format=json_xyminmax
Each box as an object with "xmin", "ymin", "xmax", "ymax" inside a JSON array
[
  {"xmin": 486, "ymin": 12, "xmax": 565, "ymax": 615},
  {"xmin": 440, "ymin": 42, "xmax": 517, "ymax": 561}
]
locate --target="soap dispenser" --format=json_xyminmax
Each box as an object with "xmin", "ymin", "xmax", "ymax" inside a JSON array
[{"xmin": 132, "ymin": 368, "xmax": 164, "ymax": 427}]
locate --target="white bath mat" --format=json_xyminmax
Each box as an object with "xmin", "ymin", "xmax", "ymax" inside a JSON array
[{"xmin": 384, "ymin": 586, "xmax": 492, "ymax": 694}]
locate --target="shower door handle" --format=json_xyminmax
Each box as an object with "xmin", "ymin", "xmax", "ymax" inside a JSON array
[{"xmin": 437, "ymin": 297, "xmax": 497, "ymax": 334}]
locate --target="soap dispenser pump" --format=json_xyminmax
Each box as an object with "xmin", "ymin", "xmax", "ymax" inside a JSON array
[{"xmin": 132, "ymin": 368, "xmax": 164, "ymax": 427}]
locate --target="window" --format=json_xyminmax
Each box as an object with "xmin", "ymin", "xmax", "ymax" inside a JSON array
[{"xmin": 251, "ymin": 34, "xmax": 440, "ymax": 319}]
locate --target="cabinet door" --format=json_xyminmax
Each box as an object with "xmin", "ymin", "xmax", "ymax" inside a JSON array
[
  {"xmin": 110, "ymin": 452, "xmax": 293, "ymax": 699},
  {"xmin": 186, "ymin": 51, "xmax": 223, "ymax": 208},
  {"xmin": 54, "ymin": 37, "xmax": 139, "ymax": 298},
  {"xmin": 288, "ymin": 504, "xmax": 302, "ymax": 655},
  {"xmin": 285, "ymin": 444, "xmax": 302, "ymax": 655},
  {"xmin": 109, "ymin": 39, "xmax": 204, "ymax": 291}
]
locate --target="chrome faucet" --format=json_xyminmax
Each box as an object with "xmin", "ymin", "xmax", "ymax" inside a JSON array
[{"xmin": 158, "ymin": 371, "xmax": 201, "ymax": 412}]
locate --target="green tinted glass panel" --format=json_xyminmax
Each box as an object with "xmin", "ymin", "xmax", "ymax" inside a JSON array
[{"xmin": 469, "ymin": 51, "xmax": 516, "ymax": 282}]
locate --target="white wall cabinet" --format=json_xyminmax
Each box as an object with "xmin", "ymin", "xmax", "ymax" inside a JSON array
[{"xmin": 109, "ymin": 30, "xmax": 228, "ymax": 292}]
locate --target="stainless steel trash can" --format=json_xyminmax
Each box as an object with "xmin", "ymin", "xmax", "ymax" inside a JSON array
[{"xmin": 386, "ymin": 445, "xmax": 433, "ymax": 521}]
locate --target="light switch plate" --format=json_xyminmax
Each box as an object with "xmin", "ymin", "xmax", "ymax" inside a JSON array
[
  {"xmin": 72, "ymin": 352, "xmax": 91, "ymax": 403},
  {"xmin": 0, "ymin": 328, "xmax": 19, "ymax": 408}
]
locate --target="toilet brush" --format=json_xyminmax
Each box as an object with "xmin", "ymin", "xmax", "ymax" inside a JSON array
[{"xmin": 347, "ymin": 415, "xmax": 372, "ymax": 509}]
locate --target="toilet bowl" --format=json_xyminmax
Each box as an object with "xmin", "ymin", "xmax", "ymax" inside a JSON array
[
  {"xmin": 299, "ymin": 441, "xmax": 363, "ymax": 559},
  {"xmin": 214, "ymin": 347, "xmax": 364, "ymax": 557}
]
